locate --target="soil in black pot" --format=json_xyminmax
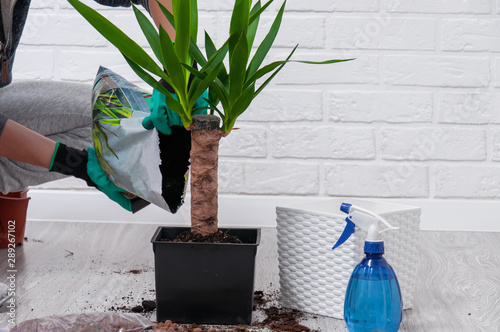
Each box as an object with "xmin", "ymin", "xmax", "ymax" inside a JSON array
[{"xmin": 161, "ymin": 230, "xmax": 243, "ymax": 244}]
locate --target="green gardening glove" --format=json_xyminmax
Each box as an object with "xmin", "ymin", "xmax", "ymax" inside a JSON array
[
  {"xmin": 142, "ymin": 88, "xmax": 209, "ymax": 135},
  {"xmin": 86, "ymin": 147, "xmax": 132, "ymax": 212}
]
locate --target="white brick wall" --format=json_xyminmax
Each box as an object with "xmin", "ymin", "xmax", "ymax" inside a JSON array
[{"xmin": 13, "ymin": 0, "xmax": 500, "ymax": 201}]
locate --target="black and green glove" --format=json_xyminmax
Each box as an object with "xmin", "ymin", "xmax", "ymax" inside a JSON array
[{"xmin": 49, "ymin": 143, "xmax": 149, "ymax": 213}]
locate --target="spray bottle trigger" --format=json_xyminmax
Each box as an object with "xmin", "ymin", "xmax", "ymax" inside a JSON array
[{"xmin": 332, "ymin": 217, "xmax": 356, "ymax": 250}]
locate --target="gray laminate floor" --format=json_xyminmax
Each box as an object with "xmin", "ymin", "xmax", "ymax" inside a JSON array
[{"xmin": 0, "ymin": 221, "xmax": 499, "ymax": 331}]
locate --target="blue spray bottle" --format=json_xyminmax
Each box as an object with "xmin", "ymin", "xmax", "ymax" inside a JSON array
[{"xmin": 333, "ymin": 203, "xmax": 403, "ymax": 332}]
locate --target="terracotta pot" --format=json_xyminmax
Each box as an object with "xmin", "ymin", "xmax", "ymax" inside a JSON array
[
  {"xmin": 0, "ymin": 189, "xmax": 29, "ymax": 199},
  {"xmin": 0, "ymin": 190, "xmax": 31, "ymax": 248}
]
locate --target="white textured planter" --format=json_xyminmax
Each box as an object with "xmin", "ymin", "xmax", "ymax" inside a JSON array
[{"xmin": 276, "ymin": 198, "xmax": 421, "ymax": 319}]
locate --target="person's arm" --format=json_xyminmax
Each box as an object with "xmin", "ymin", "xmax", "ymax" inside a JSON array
[
  {"xmin": 92, "ymin": 0, "xmax": 174, "ymax": 39},
  {"xmin": 148, "ymin": 0, "xmax": 175, "ymax": 39},
  {"xmin": 0, "ymin": 118, "xmax": 146, "ymax": 212},
  {"xmin": 0, "ymin": 119, "xmax": 56, "ymax": 169}
]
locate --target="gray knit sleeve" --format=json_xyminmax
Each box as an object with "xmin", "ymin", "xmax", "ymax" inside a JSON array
[
  {"xmin": 0, "ymin": 112, "xmax": 8, "ymax": 138},
  {"xmin": 93, "ymin": 0, "xmax": 150, "ymax": 12}
]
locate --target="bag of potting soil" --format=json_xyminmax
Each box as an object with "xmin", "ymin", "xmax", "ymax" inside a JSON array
[
  {"xmin": 10, "ymin": 312, "xmax": 153, "ymax": 332},
  {"xmin": 91, "ymin": 67, "xmax": 189, "ymax": 213}
]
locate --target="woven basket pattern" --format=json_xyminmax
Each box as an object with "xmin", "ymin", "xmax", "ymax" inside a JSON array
[{"xmin": 276, "ymin": 204, "xmax": 420, "ymax": 319}]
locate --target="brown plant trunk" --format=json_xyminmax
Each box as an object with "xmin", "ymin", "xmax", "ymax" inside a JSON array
[{"xmin": 190, "ymin": 115, "xmax": 222, "ymax": 235}]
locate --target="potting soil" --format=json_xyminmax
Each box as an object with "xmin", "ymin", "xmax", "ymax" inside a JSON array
[
  {"xmin": 141, "ymin": 291, "xmax": 317, "ymax": 332},
  {"xmin": 163, "ymin": 229, "xmax": 244, "ymax": 244},
  {"xmin": 157, "ymin": 127, "xmax": 191, "ymax": 213}
]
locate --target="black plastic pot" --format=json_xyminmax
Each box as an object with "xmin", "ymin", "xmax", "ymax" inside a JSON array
[{"xmin": 151, "ymin": 226, "xmax": 261, "ymax": 325}]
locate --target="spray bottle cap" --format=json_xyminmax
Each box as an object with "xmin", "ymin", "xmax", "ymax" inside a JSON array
[{"xmin": 332, "ymin": 203, "xmax": 399, "ymax": 252}]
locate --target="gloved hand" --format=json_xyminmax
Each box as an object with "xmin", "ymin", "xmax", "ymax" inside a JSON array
[
  {"xmin": 142, "ymin": 88, "xmax": 209, "ymax": 135},
  {"xmin": 86, "ymin": 147, "xmax": 132, "ymax": 211},
  {"xmin": 49, "ymin": 142, "xmax": 147, "ymax": 212}
]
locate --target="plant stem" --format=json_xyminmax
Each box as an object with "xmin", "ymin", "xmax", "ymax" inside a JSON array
[{"xmin": 190, "ymin": 114, "xmax": 222, "ymax": 235}]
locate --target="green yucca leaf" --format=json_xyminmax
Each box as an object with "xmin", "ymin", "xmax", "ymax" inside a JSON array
[
  {"xmin": 182, "ymin": 64, "xmax": 205, "ymax": 80},
  {"xmin": 159, "ymin": 27, "xmax": 186, "ymax": 96},
  {"xmin": 291, "ymin": 58, "xmax": 355, "ymax": 65},
  {"xmin": 204, "ymin": 96, "xmax": 224, "ymax": 119},
  {"xmin": 205, "ymin": 31, "xmax": 217, "ymax": 60},
  {"xmin": 68, "ymin": 0, "xmax": 164, "ymax": 78},
  {"xmin": 213, "ymin": 107, "xmax": 224, "ymax": 119},
  {"xmin": 230, "ymin": 0, "xmax": 251, "ymax": 35},
  {"xmin": 249, "ymin": 0, "xmax": 274, "ymax": 25},
  {"xmin": 232, "ymin": 82, "xmax": 255, "ymax": 118},
  {"xmin": 182, "ymin": 64, "xmax": 211, "ymax": 109},
  {"xmin": 247, "ymin": 1, "xmax": 261, "ymax": 50},
  {"xmin": 229, "ymin": 0, "xmax": 251, "ymax": 53},
  {"xmin": 123, "ymin": 54, "xmax": 171, "ymax": 97},
  {"xmin": 123, "ymin": 54, "xmax": 189, "ymax": 124},
  {"xmin": 207, "ymin": 95, "xmax": 217, "ymax": 115},
  {"xmin": 201, "ymin": 32, "xmax": 226, "ymax": 110},
  {"xmin": 244, "ymin": 60, "xmax": 283, "ymax": 90},
  {"xmin": 210, "ymin": 78, "xmax": 231, "ymax": 113},
  {"xmin": 190, "ymin": 0, "xmax": 198, "ymax": 41},
  {"xmin": 200, "ymin": 43, "xmax": 228, "ymax": 74},
  {"xmin": 132, "ymin": 4, "xmax": 162, "ymax": 63},
  {"xmin": 187, "ymin": 62, "xmax": 222, "ymax": 110},
  {"xmin": 229, "ymin": 31, "xmax": 249, "ymax": 105},
  {"xmin": 190, "ymin": 36, "xmax": 207, "ymax": 67},
  {"xmin": 203, "ymin": 32, "xmax": 229, "ymax": 86},
  {"xmin": 173, "ymin": 0, "xmax": 191, "ymax": 68},
  {"xmin": 157, "ymin": 0, "xmax": 175, "ymax": 27},
  {"xmin": 190, "ymin": 31, "xmax": 229, "ymax": 112},
  {"xmin": 213, "ymin": 108, "xmax": 224, "ymax": 119},
  {"xmin": 246, "ymin": 0, "xmax": 286, "ymax": 80},
  {"xmin": 254, "ymin": 44, "xmax": 297, "ymax": 97},
  {"xmin": 245, "ymin": 58, "xmax": 354, "ymax": 91}
]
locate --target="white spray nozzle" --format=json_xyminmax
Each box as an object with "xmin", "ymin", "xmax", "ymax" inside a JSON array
[{"xmin": 333, "ymin": 203, "xmax": 399, "ymax": 250}]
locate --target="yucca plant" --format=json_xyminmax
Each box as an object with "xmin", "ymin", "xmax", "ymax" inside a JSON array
[
  {"xmin": 68, "ymin": 0, "xmax": 214, "ymax": 127},
  {"xmin": 68, "ymin": 0, "xmax": 351, "ymax": 236}
]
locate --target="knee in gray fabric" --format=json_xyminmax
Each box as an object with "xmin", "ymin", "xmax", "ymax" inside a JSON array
[{"xmin": 0, "ymin": 158, "xmax": 67, "ymax": 193}]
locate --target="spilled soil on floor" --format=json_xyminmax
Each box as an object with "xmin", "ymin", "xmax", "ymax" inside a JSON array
[{"xmin": 115, "ymin": 290, "xmax": 317, "ymax": 332}]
